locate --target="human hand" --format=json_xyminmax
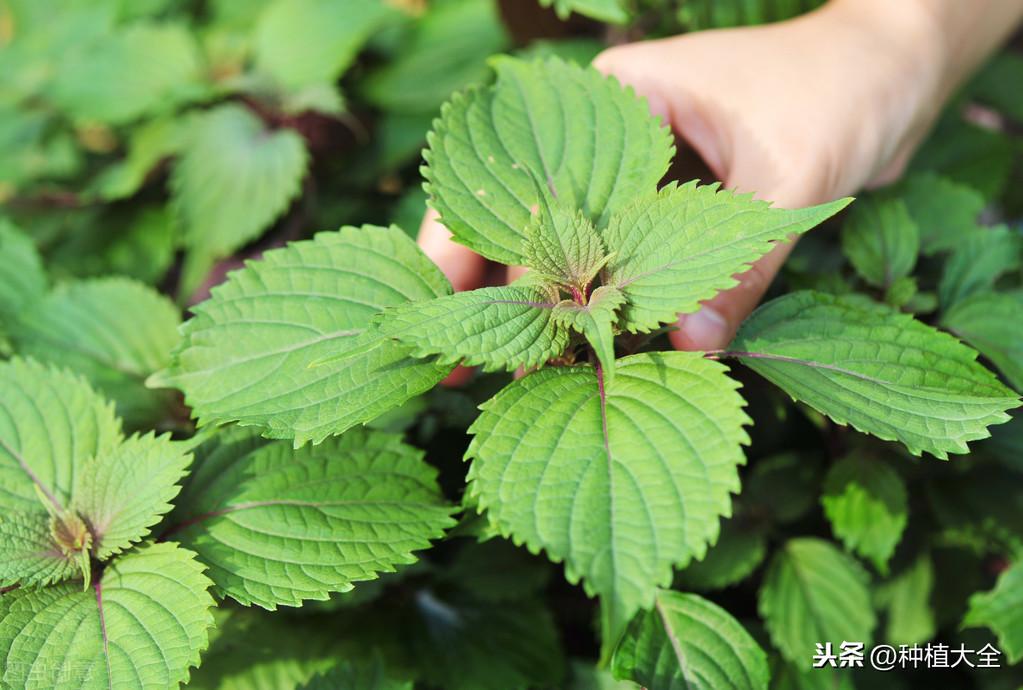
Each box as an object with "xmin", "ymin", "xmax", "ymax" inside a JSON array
[{"xmin": 418, "ymin": 0, "xmax": 1011, "ymax": 370}]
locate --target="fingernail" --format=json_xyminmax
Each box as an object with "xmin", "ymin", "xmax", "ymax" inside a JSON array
[{"xmin": 679, "ymin": 307, "xmax": 730, "ymax": 351}]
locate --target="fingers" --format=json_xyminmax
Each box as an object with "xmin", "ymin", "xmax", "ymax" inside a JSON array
[
  {"xmin": 593, "ymin": 40, "xmax": 729, "ymax": 181},
  {"xmin": 669, "ymin": 240, "xmax": 794, "ymax": 352},
  {"xmin": 505, "ymin": 264, "xmax": 528, "ymax": 284},
  {"xmin": 417, "ymin": 209, "xmax": 486, "ymax": 386},
  {"xmin": 593, "ymin": 47, "xmax": 673, "ymax": 125},
  {"xmin": 417, "ymin": 209, "xmax": 487, "ymax": 292}
]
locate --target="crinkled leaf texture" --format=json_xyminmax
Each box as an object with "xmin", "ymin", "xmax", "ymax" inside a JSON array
[
  {"xmin": 9, "ymin": 277, "xmax": 181, "ymax": 426},
  {"xmin": 821, "ymin": 455, "xmax": 907, "ymax": 574},
  {"xmin": 0, "ymin": 358, "xmax": 122, "ymax": 513},
  {"xmin": 171, "ymin": 103, "xmax": 309, "ymax": 293},
  {"xmin": 612, "ymin": 589, "xmax": 769, "ymax": 690},
  {"xmin": 0, "ymin": 359, "xmax": 192, "ymax": 585},
  {"xmin": 730, "ymin": 291, "xmax": 1020, "ymax": 458},
  {"xmin": 0, "ymin": 512, "xmax": 81, "ymax": 587},
  {"xmin": 377, "ymin": 285, "xmax": 567, "ymax": 372},
  {"xmin": 151, "ymin": 225, "xmax": 454, "ymax": 446},
  {"xmin": 467, "ymin": 352, "xmax": 750, "ymax": 641},
  {"xmin": 524, "ymin": 188, "xmax": 609, "ymax": 289},
  {"xmin": 424, "ymin": 55, "xmax": 673, "ymax": 265},
  {"xmin": 963, "ymin": 560, "xmax": 1023, "ymax": 663},
  {"xmin": 168, "ymin": 426, "xmax": 454, "ymax": 608},
  {"xmin": 553, "ymin": 285, "xmax": 625, "ymax": 378},
  {"xmin": 71, "ymin": 432, "xmax": 192, "ymax": 560},
  {"xmin": 0, "ymin": 542, "xmax": 215, "ymax": 689},
  {"xmin": 605, "ymin": 183, "xmax": 850, "ymax": 333},
  {"xmin": 758, "ymin": 538, "xmax": 876, "ymax": 665}
]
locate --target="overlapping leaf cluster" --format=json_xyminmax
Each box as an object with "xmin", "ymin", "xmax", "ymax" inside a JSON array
[
  {"xmin": 0, "ymin": 359, "xmax": 453, "ymax": 687},
  {"xmin": 3, "ymin": 1, "xmax": 1023, "ymax": 685},
  {"xmin": 155, "ymin": 55, "xmax": 1020, "ymax": 687}
]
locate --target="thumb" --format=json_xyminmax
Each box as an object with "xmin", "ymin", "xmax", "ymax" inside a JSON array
[
  {"xmin": 592, "ymin": 46, "xmax": 673, "ymax": 124},
  {"xmin": 669, "ymin": 241, "xmax": 793, "ymax": 352},
  {"xmin": 668, "ymin": 173, "xmax": 831, "ymax": 352}
]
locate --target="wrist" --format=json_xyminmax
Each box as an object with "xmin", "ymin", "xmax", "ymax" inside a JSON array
[
  {"xmin": 819, "ymin": 0, "xmax": 946, "ymax": 103},
  {"xmin": 807, "ymin": 0, "xmax": 948, "ymax": 182}
]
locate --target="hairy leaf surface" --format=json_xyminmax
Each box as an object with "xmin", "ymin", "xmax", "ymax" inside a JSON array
[
  {"xmin": 731, "ymin": 291, "xmax": 1019, "ymax": 457},
  {"xmin": 524, "ymin": 188, "xmax": 609, "ymax": 288},
  {"xmin": 605, "ymin": 183, "xmax": 850, "ymax": 332},
  {"xmin": 612, "ymin": 590, "xmax": 769, "ymax": 690},
  {"xmin": 424, "ymin": 56, "xmax": 673, "ymax": 265},
  {"xmin": 169, "ymin": 427, "xmax": 454, "ymax": 608},
  {"xmin": 552, "ymin": 285, "xmax": 625, "ymax": 377},
  {"xmin": 0, "ymin": 512, "xmax": 81, "ymax": 587},
  {"xmin": 467, "ymin": 352, "xmax": 750, "ymax": 640},
  {"xmin": 758, "ymin": 538, "xmax": 875, "ymax": 664},
  {"xmin": 377, "ymin": 285, "xmax": 567, "ymax": 372},
  {"xmin": 0, "ymin": 542, "xmax": 214, "ymax": 689},
  {"xmin": 0, "ymin": 360, "xmax": 195, "ymax": 585},
  {"xmin": 151, "ymin": 226, "xmax": 453, "ymax": 446},
  {"xmin": 0, "ymin": 359, "xmax": 121, "ymax": 513},
  {"xmin": 821, "ymin": 455, "xmax": 907, "ymax": 573},
  {"xmin": 72, "ymin": 433, "xmax": 192, "ymax": 560}
]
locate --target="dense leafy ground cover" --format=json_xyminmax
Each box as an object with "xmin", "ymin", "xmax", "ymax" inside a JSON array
[{"xmin": 1, "ymin": 1, "xmax": 1022, "ymax": 688}]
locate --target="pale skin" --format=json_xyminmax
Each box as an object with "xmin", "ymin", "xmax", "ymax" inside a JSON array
[{"xmin": 418, "ymin": 0, "xmax": 1023, "ymax": 382}]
